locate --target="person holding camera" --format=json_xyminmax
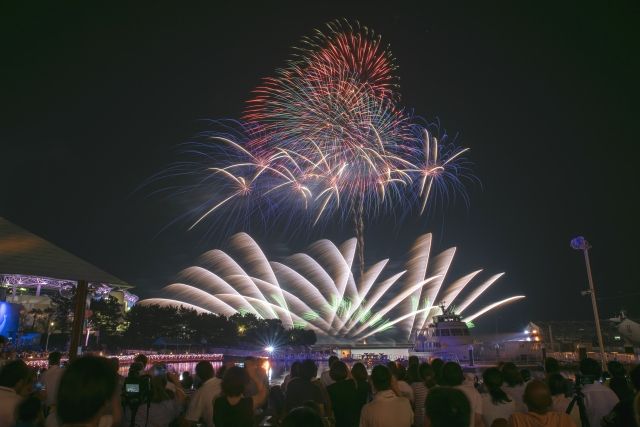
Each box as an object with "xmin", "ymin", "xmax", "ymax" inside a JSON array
[
  {"xmin": 131, "ymin": 365, "xmax": 185, "ymax": 427},
  {"xmin": 578, "ymin": 358, "xmax": 619, "ymax": 427}
]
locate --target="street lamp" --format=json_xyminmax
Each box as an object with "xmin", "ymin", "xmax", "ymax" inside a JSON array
[
  {"xmin": 571, "ymin": 236, "xmax": 606, "ymax": 372},
  {"xmin": 45, "ymin": 321, "xmax": 55, "ymax": 352}
]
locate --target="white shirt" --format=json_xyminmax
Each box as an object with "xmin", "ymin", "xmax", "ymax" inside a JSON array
[
  {"xmin": 184, "ymin": 377, "xmax": 221, "ymax": 427},
  {"xmin": 503, "ymin": 384, "xmax": 527, "ymax": 412},
  {"xmin": 396, "ymin": 381, "xmax": 414, "ymax": 403},
  {"xmin": 552, "ymin": 394, "xmax": 581, "ymax": 427},
  {"xmin": 0, "ymin": 386, "xmax": 21, "ymax": 427},
  {"xmin": 455, "ymin": 384, "xmax": 483, "ymax": 427},
  {"xmin": 481, "ymin": 393, "xmax": 516, "ymax": 427},
  {"xmin": 359, "ymin": 390, "xmax": 413, "ymax": 427},
  {"xmin": 581, "ymin": 382, "xmax": 619, "ymax": 427},
  {"xmin": 134, "ymin": 399, "xmax": 182, "ymax": 427},
  {"xmin": 40, "ymin": 365, "xmax": 64, "ymax": 406}
]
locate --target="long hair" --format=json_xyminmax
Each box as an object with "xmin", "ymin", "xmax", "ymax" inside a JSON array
[{"xmin": 483, "ymin": 367, "xmax": 512, "ymax": 405}]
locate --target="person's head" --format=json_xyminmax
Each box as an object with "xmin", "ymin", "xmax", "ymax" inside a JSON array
[
  {"xmin": 299, "ymin": 359, "xmax": 317, "ymax": 381},
  {"xmin": 0, "ymin": 359, "xmax": 32, "ymax": 396},
  {"xmin": 351, "ymin": 362, "xmax": 368, "ymax": 383},
  {"xmin": 441, "ymin": 362, "xmax": 464, "ymax": 386},
  {"xmin": 483, "ymin": 367, "xmax": 511, "ymax": 405},
  {"xmin": 181, "ymin": 371, "xmax": 193, "ymax": 389},
  {"xmin": 281, "ymin": 406, "xmax": 323, "ymax": 427},
  {"xmin": 544, "ymin": 357, "xmax": 560, "ymax": 375},
  {"xmin": 16, "ymin": 395, "xmax": 43, "ymax": 424},
  {"xmin": 523, "ymin": 380, "xmax": 552, "ymax": 414},
  {"xmin": 329, "ymin": 360, "xmax": 349, "ymax": 382},
  {"xmin": 607, "ymin": 360, "xmax": 626, "ymax": 377},
  {"xmin": 431, "ymin": 358, "xmax": 444, "ymax": 384},
  {"xmin": 133, "ymin": 353, "xmax": 148, "ymax": 369},
  {"xmin": 407, "ymin": 363, "xmax": 421, "ymax": 384},
  {"xmin": 195, "ymin": 360, "xmax": 214, "ymax": 382},
  {"xmin": 501, "ymin": 362, "xmax": 524, "ymax": 386},
  {"xmin": 57, "ymin": 356, "xmax": 119, "ymax": 425},
  {"xmin": 419, "ymin": 362, "xmax": 437, "ymax": 388},
  {"xmin": 221, "ymin": 366, "xmax": 247, "ymax": 397},
  {"xmin": 48, "ymin": 351, "xmax": 62, "ymax": 366},
  {"xmin": 579, "ymin": 357, "xmax": 602, "ymax": 379},
  {"xmin": 547, "ymin": 373, "xmax": 567, "ymax": 396},
  {"xmin": 396, "ymin": 364, "xmax": 407, "ymax": 382},
  {"xmin": 327, "ymin": 355, "xmax": 339, "ymax": 367},
  {"xmin": 127, "ymin": 362, "xmax": 144, "ymax": 378},
  {"xmin": 425, "ymin": 386, "xmax": 471, "ymax": 427},
  {"xmin": 408, "ymin": 355, "xmax": 419, "ymax": 367},
  {"xmin": 370, "ymin": 365, "xmax": 392, "ymax": 392},
  {"xmin": 290, "ymin": 361, "xmax": 301, "ymax": 378}
]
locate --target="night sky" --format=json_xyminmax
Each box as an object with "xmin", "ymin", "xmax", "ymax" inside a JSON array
[{"xmin": 2, "ymin": 3, "xmax": 638, "ymax": 332}]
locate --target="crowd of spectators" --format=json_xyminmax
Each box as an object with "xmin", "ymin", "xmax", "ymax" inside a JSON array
[{"xmin": 0, "ymin": 352, "xmax": 638, "ymax": 427}]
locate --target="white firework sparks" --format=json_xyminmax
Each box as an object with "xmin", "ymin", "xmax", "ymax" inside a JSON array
[{"xmin": 140, "ymin": 233, "xmax": 524, "ymax": 342}]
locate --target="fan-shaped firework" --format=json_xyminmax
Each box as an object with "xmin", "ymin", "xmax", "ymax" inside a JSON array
[{"xmin": 139, "ymin": 233, "xmax": 524, "ymax": 343}]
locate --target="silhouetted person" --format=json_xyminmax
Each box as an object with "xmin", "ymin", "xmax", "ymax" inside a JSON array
[
  {"xmin": 548, "ymin": 373, "xmax": 580, "ymax": 426},
  {"xmin": 321, "ymin": 355, "xmax": 339, "ymax": 387},
  {"xmin": 0, "ymin": 360, "xmax": 33, "ymax": 427},
  {"xmin": 431, "ymin": 358, "xmax": 444, "ymax": 385},
  {"xmin": 607, "ymin": 361, "xmax": 633, "ymax": 402},
  {"xmin": 481, "ymin": 367, "xmax": 515, "ymax": 427},
  {"xmin": 601, "ymin": 364, "xmax": 640, "ymax": 427},
  {"xmin": 501, "ymin": 363, "xmax": 526, "ymax": 412},
  {"xmin": 425, "ymin": 386, "xmax": 471, "ymax": 427},
  {"xmin": 285, "ymin": 359, "xmax": 326, "ymax": 415},
  {"xmin": 41, "ymin": 351, "xmax": 64, "ymax": 411},
  {"xmin": 350, "ymin": 362, "xmax": 369, "ymax": 424},
  {"xmin": 213, "ymin": 365, "xmax": 267, "ymax": 427},
  {"xmin": 56, "ymin": 356, "xmax": 121, "ymax": 427},
  {"xmin": 326, "ymin": 361, "xmax": 358, "ymax": 427},
  {"xmin": 282, "ymin": 361, "xmax": 301, "ymax": 393},
  {"xmin": 441, "ymin": 362, "xmax": 485, "ymax": 427},
  {"xmin": 579, "ymin": 358, "xmax": 618, "ymax": 427}
]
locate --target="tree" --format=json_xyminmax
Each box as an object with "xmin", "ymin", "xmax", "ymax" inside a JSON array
[{"xmin": 89, "ymin": 296, "xmax": 124, "ymax": 347}]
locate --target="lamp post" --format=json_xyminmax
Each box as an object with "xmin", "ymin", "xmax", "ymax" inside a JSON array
[
  {"xmin": 45, "ymin": 321, "xmax": 54, "ymax": 352},
  {"xmin": 571, "ymin": 236, "xmax": 607, "ymax": 372}
]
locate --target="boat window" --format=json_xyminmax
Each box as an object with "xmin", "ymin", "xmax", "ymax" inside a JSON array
[{"xmin": 440, "ymin": 329, "xmax": 450, "ymax": 336}]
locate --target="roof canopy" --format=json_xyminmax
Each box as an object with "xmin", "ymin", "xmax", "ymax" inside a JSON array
[{"xmin": 0, "ymin": 217, "xmax": 130, "ymax": 288}]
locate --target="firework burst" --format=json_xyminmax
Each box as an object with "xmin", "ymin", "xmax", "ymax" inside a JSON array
[{"xmin": 161, "ymin": 20, "xmax": 473, "ymax": 262}]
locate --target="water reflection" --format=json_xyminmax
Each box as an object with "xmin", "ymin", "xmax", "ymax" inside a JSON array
[{"xmin": 119, "ymin": 360, "xmax": 331, "ymax": 386}]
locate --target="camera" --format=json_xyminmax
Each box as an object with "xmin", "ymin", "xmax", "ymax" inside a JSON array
[
  {"xmin": 575, "ymin": 374, "xmax": 596, "ymax": 386},
  {"xmin": 122, "ymin": 375, "xmax": 151, "ymax": 407}
]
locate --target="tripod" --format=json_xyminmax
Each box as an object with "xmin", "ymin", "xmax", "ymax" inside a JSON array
[{"xmin": 566, "ymin": 381, "xmax": 590, "ymax": 427}]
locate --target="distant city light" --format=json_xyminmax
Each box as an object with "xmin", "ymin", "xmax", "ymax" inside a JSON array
[{"xmin": 265, "ymin": 346, "xmax": 274, "ymax": 353}]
